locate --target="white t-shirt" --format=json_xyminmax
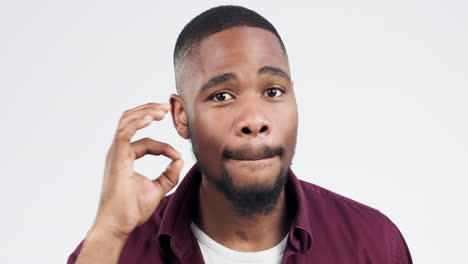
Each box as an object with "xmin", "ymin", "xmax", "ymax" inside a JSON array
[{"xmin": 190, "ymin": 222, "xmax": 288, "ymax": 264}]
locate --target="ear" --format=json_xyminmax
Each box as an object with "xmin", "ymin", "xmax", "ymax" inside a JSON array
[{"xmin": 169, "ymin": 94, "xmax": 189, "ymax": 139}]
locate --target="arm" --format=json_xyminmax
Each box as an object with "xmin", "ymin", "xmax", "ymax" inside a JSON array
[{"xmin": 75, "ymin": 227, "xmax": 128, "ymax": 264}]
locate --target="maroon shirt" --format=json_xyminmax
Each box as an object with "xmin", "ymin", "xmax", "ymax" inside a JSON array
[{"xmin": 67, "ymin": 163, "xmax": 412, "ymax": 263}]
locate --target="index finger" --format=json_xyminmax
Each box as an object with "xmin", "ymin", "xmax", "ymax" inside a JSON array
[
  {"xmin": 131, "ymin": 138, "xmax": 181, "ymax": 161},
  {"xmin": 114, "ymin": 114, "xmax": 159, "ymax": 144},
  {"xmin": 123, "ymin": 102, "xmax": 170, "ymax": 117}
]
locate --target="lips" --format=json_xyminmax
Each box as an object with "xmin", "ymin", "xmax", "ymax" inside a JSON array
[
  {"xmin": 223, "ymin": 145, "xmax": 284, "ymax": 161},
  {"xmin": 230, "ymin": 154, "xmax": 277, "ymax": 161}
]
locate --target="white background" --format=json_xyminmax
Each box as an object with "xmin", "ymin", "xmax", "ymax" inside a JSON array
[{"xmin": 1, "ymin": 0, "xmax": 467, "ymax": 263}]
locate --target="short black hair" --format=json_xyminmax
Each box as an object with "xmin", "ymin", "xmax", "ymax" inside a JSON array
[{"xmin": 173, "ymin": 5, "xmax": 287, "ymax": 95}]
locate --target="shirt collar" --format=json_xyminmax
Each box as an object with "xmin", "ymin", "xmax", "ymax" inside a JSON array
[
  {"xmin": 156, "ymin": 162, "xmax": 313, "ymax": 259},
  {"xmin": 285, "ymin": 167, "xmax": 313, "ymax": 252},
  {"xmin": 156, "ymin": 163, "xmax": 201, "ymax": 259}
]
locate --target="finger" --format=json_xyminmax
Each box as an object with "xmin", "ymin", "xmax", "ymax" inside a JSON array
[
  {"xmin": 119, "ymin": 103, "xmax": 171, "ymax": 130},
  {"xmin": 122, "ymin": 103, "xmax": 170, "ymax": 120},
  {"xmin": 131, "ymin": 138, "xmax": 181, "ymax": 160},
  {"xmin": 114, "ymin": 115, "xmax": 154, "ymax": 144},
  {"xmin": 119, "ymin": 108, "xmax": 169, "ymax": 130},
  {"xmin": 153, "ymin": 159, "xmax": 184, "ymax": 196}
]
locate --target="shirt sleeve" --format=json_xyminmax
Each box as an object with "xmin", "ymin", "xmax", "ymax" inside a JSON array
[
  {"xmin": 66, "ymin": 239, "xmax": 84, "ymax": 264},
  {"xmin": 386, "ymin": 218, "xmax": 413, "ymax": 264}
]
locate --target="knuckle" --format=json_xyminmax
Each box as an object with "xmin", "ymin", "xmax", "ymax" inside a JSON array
[
  {"xmin": 161, "ymin": 142, "xmax": 171, "ymax": 150},
  {"xmin": 112, "ymin": 138, "xmax": 124, "ymax": 150},
  {"xmin": 162, "ymin": 172, "xmax": 177, "ymax": 187},
  {"xmin": 172, "ymin": 174, "xmax": 180, "ymax": 184},
  {"xmin": 151, "ymin": 103, "xmax": 166, "ymax": 111},
  {"xmin": 116, "ymin": 127, "xmax": 129, "ymax": 138},
  {"xmin": 141, "ymin": 137, "xmax": 152, "ymax": 143},
  {"xmin": 122, "ymin": 149, "xmax": 134, "ymax": 160},
  {"xmin": 117, "ymin": 119, "xmax": 125, "ymax": 128}
]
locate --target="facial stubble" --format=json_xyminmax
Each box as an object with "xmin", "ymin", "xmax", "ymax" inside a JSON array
[{"xmin": 188, "ymin": 122, "xmax": 290, "ymax": 218}]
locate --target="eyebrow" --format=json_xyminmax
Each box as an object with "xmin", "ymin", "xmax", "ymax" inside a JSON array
[
  {"xmin": 258, "ymin": 66, "xmax": 291, "ymax": 82},
  {"xmin": 199, "ymin": 66, "xmax": 291, "ymax": 92},
  {"xmin": 200, "ymin": 73, "xmax": 238, "ymax": 92}
]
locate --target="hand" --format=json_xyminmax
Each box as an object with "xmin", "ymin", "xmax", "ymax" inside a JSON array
[{"xmin": 91, "ymin": 102, "xmax": 184, "ymax": 240}]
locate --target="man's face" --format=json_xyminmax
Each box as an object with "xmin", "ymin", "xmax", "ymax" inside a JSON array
[{"xmin": 179, "ymin": 26, "xmax": 298, "ymax": 214}]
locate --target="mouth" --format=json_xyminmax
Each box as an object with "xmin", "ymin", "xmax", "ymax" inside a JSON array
[
  {"xmin": 223, "ymin": 145, "xmax": 284, "ymax": 162},
  {"xmin": 226, "ymin": 155, "xmax": 277, "ymax": 171},
  {"xmin": 229, "ymin": 154, "xmax": 277, "ymax": 161}
]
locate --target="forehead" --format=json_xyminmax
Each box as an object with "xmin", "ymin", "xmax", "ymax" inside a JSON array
[{"xmin": 193, "ymin": 26, "xmax": 289, "ymax": 82}]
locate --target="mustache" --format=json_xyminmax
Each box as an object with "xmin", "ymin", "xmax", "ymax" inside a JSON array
[{"xmin": 223, "ymin": 144, "xmax": 285, "ymax": 160}]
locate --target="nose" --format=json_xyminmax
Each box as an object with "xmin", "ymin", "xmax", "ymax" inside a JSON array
[{"xmin": 234, "ymin": 100, "xmax": 271, "ymax": 137}]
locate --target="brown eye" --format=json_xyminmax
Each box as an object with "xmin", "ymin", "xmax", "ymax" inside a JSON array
[
  {"xmin": 211, "ymin": 92, "xmax": 233, "ymax": 101},
  {"xmin": 265, "ymin": 88, "xmax": 283, "ymax": 98}
]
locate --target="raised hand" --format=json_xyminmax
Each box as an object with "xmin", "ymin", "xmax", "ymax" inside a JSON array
[{"xmin": 91, "ymin": 102, "xmax": 184, "ymax": 240}]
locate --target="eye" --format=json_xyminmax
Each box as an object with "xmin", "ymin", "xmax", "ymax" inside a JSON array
[
  {"xmin": 210, "ymin": 92, "xmax": 233, "ymax": 101},
  {"xmin": 264, "ymin": 87, "xmax": 283, "ymax": 98}
]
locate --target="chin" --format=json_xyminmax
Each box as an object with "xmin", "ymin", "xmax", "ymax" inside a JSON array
[{"xmin": 214, "ymin": 161, "xmax": 289, "ymax": 217}]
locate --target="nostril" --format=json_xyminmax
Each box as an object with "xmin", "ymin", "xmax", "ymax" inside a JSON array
[
  {"xmin": 241, "ymin": 127, "xmax": 251, "ymax": 134},
  {"xmin": 259, "ymin": 126, "xmax": 267, "ymax": 133}
]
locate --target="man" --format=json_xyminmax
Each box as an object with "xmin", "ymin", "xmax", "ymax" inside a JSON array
[{"xmin": 67, "ymin": 5, "xmax": 412, "ymax": 264}]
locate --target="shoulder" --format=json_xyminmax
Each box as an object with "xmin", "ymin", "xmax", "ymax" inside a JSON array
[
  {"xmin": 300, "ymin": 179, "xmax": 385, "ymax": 218},
  {"xmin": 296, "ymin": 180, "xmax": 412, "ymax": 262},
  {"xmin": 297, "ymin": 179, "xmax": 398, "ymax": 236}
]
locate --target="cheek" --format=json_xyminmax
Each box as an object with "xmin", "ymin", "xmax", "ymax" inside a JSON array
[
  {"xmin": 190, "ymin": 109, "xmax": 231, "ymax": 157},
  {"xmin": 271, "ymin": 100, "xmax": 297, "ymax": 128},
  {"xmin": 274, "ymin": 103, "xmax": 298, "ymax": 157}
]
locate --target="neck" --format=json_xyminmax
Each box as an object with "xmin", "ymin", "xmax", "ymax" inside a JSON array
[{"xmin": 194, "ymin": 175, "xmax": 291, "ymax": 252}]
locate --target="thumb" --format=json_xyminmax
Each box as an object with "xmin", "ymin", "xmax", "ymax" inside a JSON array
[{"xmin": 152, "ymin": 159, "xmax": 184, "ymax": 197}]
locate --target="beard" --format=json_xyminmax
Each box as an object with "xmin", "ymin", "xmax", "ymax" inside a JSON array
[
  {"xmin": 190, "ymin": 141, "xmax": 289, "ymax": 217},
  {"xmin": 187, "ymin": 120, "xmax": 291, "ymax": 217},
  {"xmin": 199, "ymin": 163, "xmax": 289, "ymax": 217}
]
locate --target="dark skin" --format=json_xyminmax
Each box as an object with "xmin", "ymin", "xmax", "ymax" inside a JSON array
[
  {"xmin": 75, "ymin": 26, "xmax": 298, "ymax": 263},
  {"xmin": 170, "ymin": 26, "xmax": 299, "ymax": 252}
]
